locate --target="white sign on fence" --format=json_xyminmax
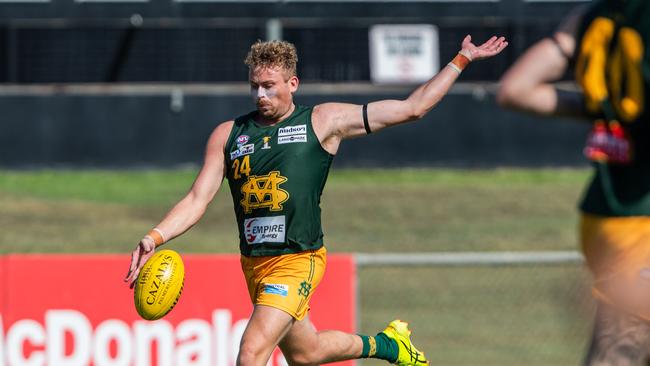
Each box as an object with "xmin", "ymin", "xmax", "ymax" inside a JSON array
[{"xmin": 369, "ymin": 24, "xmax": 439, "ymax": 84}]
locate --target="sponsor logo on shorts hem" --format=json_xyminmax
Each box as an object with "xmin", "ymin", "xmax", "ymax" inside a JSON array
[{"xmin": 263, "ymin": 283, "xmax": 289, "ymax": 297}]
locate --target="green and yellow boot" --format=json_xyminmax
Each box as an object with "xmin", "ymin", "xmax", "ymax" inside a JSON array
[{"xmin": 381, "ymin": 320, "xmax": 429, "ymax": 366}]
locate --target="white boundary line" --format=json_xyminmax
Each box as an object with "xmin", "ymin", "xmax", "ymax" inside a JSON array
[{"xmin": 355, "ymin": 251, "xmax": 583, "ymax": 267}]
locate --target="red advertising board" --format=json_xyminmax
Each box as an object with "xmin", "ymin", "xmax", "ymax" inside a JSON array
[{"xmin": 0, "ymin": 254, "xmax": 356, "ymax": 366}]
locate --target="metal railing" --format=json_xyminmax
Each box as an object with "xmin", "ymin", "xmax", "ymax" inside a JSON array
[{"xmin": 355, "ymin": 250, "xmax": 583, "ymax": 267}]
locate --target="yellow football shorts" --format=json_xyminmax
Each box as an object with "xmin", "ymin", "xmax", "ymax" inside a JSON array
[
  {"xmin": 240, "ymin": 247, "xmax": 327, "ymax": 320},
  {"xmin": 581, "ymin": 214, "xmax": 650, "ymax": 320}
]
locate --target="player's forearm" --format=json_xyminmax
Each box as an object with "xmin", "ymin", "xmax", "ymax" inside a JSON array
[
  {"xmin": 149, "ymin": 132, "xmax": 227, "ymax": 246},
  {"xmin": 404, "ymin": 66, "xmax": 461, "ymax": 121},
  {"xmin": 362, "ymin": 66, "xmax": 461, "ymax": 134},
  {"xmin": 149, "ymin": 192, "xmax": 209, "ymax": 246},
  {"xmin": 366, "ymin": 65, "xmax": 461, "ymax": 134},
  {"xmin": 332, "ymin": 36, "xmax": 505, "ymax": 138},
  {"xmin": 405, "ymin": 44, "xmax": 506, "ymax": 121}
]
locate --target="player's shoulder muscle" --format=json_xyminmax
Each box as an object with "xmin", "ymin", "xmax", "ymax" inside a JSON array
[
  {"xmin": 206, "ymin": 120, "xmax": 235, "ymax": 158},
  {"xmin": 210, "ymin": 120, "xmax": 235, "ymax": 145}
]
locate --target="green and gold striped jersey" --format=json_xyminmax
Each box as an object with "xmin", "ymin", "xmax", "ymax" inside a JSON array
[{"xmin": 224, "ymin": 105, "xmax": 334, "ymax": 256}]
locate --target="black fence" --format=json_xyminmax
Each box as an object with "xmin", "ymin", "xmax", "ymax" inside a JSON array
[
  {"xmin": 0, "ymin": 85, "xmax": 590, "ymax": 168},
  {"xmin": 0, "ymin": 0, "xmax": 592, "ymax": 168},
  {"xmin": 0, "ymin": 0, "xmax": 588, "ymax": 83}
]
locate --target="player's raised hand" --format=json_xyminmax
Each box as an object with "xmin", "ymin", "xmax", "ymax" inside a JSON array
[
  {"xmin": 124, "ymin": 237, "xmax": 156, "ymax": 288},
  {"xmin": 460, "ymin": 35, "xmax": 508, "ymax": 62}
]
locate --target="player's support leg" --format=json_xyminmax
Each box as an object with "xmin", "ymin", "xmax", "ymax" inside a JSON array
[
  {"xmin": 583, "ymin": 302, "xmax": 650, "ymax": 366},
  {"xmin": 237, "ymin": 305, "xmax": 295, "ymax": 366}
]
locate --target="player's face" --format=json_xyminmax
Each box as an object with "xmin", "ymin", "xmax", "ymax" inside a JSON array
[{"xmin": 249, "ymin": 66, "xmax": 299, "ymax": 121}]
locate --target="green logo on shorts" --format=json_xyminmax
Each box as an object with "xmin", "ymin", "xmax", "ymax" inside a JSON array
[{"xmin": 298, "ymin": 281, "xmax": 312, "ymax": 298}]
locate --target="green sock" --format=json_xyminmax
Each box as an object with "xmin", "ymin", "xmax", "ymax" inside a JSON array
[{"xmin": 359, "ymin": 333, "xmax": 398, "ymax": 362}]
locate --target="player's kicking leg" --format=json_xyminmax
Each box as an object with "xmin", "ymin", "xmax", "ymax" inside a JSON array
[
  {"xmin": 279, "ymin": 316, "xmax": 428, "ymax": 366},
  {"xmin": 379, "ymin": 320, "xmax": 429, "ymax": 366}
]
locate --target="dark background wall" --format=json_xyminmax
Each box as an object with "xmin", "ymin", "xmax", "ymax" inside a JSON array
[
  {"xmin": 0, "ymin": 0, "xmax": 585, "ymax": 83},
  {"xmin": 0, "ymin": 85, "xmax": 590, "ymax": 168},
  {"xmin": 0, "ymin": 0, "xmax": 592, "ymax": 168}
]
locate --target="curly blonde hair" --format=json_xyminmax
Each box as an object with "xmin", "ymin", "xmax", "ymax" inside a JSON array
[{"xmin": 244, "ymin": 40, "xmax": 298, "ymax": 77}]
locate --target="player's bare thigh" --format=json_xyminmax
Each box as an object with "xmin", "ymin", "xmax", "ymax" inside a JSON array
[{"xmin": 238, "ymin": 305, "xmax": 295, "ymax": 366}]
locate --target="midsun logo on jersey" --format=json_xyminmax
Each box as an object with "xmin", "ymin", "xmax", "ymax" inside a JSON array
[
  {"xmin": 240, "ymin": 171, "xmax": 289, "ymax": 214},
  {"xmin": 244, "ymin": 216, "xmax": 286, "ymax": 244}
]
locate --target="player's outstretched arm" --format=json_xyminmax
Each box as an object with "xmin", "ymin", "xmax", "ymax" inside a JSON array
[
  {"xmin": 313, "ymin": 35, "xmax": 507, "ymax": 153},
  {"xmin": 124, "ymin": 121, "xmax": 233, "ymax": 287},
  {"xmin": 497, "ymin": 7, "xmax": 588, "ymax": 118}
]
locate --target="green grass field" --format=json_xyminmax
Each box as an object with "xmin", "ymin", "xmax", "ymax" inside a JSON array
[{"xmin": 0, "ymin": 168, "xmax": 595, "ymax": 365}]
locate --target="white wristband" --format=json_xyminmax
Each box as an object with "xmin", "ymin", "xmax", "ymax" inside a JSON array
[
  {"xmin": 447, "ymin": 62, "xmax": 462, "ymax": 74},
  {"xmin": 152, "ymin": 228, "xmax": 167, "ymax": 243}
]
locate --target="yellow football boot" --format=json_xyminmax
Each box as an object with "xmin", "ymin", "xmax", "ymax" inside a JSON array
[{"xmin": 381, "ymin": 320, "xmax": 429, "ymax": 366}]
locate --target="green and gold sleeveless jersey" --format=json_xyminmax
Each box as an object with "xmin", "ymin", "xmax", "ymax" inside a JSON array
[
  {"xmin": 224, "ymin": 105, "xmax": 334, "ymax": 256},
  {"xmin": 574, "ymin": 0, "xmax": 650, "ymax": 216}
]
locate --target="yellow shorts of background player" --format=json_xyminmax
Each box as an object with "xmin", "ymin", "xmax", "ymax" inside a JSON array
[
  {"xmin": 581, "ymin": 214, "xmax": 650, "ymax": 321},
  {"xmin": 240, "ymin": 246, "xmax": 327, "ymax": 320}
]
